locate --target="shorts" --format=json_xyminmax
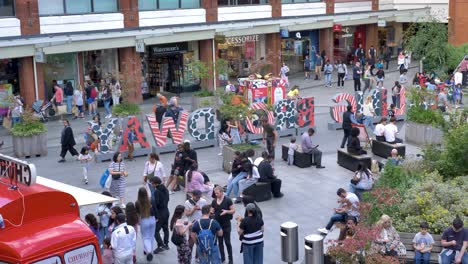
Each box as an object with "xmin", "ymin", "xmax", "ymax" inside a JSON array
[
  {"xmin": 87, "ymin": 98, "xmax": 95, "ymax": 105},
  {"xmin": 77, "ymin": 105, "xmax": 83, "ymax": 113},
  {"xmin": 315, "ymin": 66, "xmax": 322, "ymax": 72},
  {"xmin": 304, "ymin": 66, "xmax": 310, "ymax": 72}
]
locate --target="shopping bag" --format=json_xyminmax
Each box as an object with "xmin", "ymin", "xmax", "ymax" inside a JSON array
[
  {"xmin": 57, "ymin": 105, "xmax": 67, "ymax": 115},
  {"xmin": 2, "ymin": 117, "xmax": 11, "ymax": 131},
  {"xmin": 99, "ymin": 169, "xmax": 110, "ymax": 188},
  {"xmin": 72, "ymin": 106, "xmax": 78, "ymax": 115}
]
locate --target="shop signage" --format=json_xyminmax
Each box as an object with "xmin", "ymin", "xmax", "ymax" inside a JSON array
[
  {"xmin": 35, "ymin": 51, "xmax": 46, "ymax": 63},
  {"xmin": 0, "ymin": 154, "xmax": 37, "ymax": 186},
  {"xmin": 341, "ymin": 34, "xmax": 353, "ymax": 38},
  {"xmin": 378, "ymin": 20, "xmax": 387, "ymax": 27},
  {"xmin": 280, "ymin": 29, "xmax": 289, "ymax": 38},
  {"xmin": 151, "ymin": 42, "xmax": 188, "ymax": 55},
  {"xmin": 333, "ymin": 24, "xmax": 342, "ymax": 32},
  {"xmin": 136, "ymin": 41, "xmax": 145, "ymax": 53},
  {"xmin": 225, "ymin": 35, "xmax": 259, "ymax": 46}
]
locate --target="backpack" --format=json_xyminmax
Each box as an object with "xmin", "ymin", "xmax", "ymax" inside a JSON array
[
  {"xmin": 90, "ymin": 86, "xmax": 98, "ymax": 99},
  {"xmin": 197, "ymin": 220, "xmax": 216, "ymax": 257}
]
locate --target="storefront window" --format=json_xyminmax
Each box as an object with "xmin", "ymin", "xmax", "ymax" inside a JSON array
[
  {"xmin": 181, "ymin": 0, "xmax": 200, "ymax": 8},
  {"xmin": 38, "ymin": 0, "xmax": 64, "ymax": 15},
  {"xmin": 333, "ymin": 25, "xmax": 366, "ymax": 64},
  {"xmin": 281, "ymin": 30, "xmax": 320, "ymax": 74},
  {"xmin": 0, "ymin": 0, "xmax": 15, "ymax": 17},
  {"xmin": 0, "ymin": 59, "xmax": 19, "ymax": 117},
  {"xmin": 94, "ymin": 0, "xmax": 119, "ymax": 13},
  {"xmin": 282, "ymin": 0, "xmax": 320, "ymax": 3},
  {"xmin": 43, "ymin": 53, "xmax": 77, "ymax": 99},
  {"xmin": 65, "ymin": 0, "xmax": 91, "ymax": 14},
  {"xmin": 159, "ymin": 0, "xmax": 178, "ymax": 9},
  {"xmin": 139, "ymin": 0, "xmax": 200, "ymax": 10},
  {"xmin": 83, "ymin": 49, "xmax": 118, "ymax": 84},
  {"xmin": 218, "ymin": 0, "xmax": 267, "ymax": 5},
  {"xmin": 38, "ymin": 0, "xmax": 118, "ymax": 15}
]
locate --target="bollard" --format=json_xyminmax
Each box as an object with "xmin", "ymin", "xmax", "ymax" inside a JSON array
[
  {"xmin": 304, "ymin": 234, "xmax": 324, "ymax": 264},
  {"xmin": 280, "ymin": 222, "xmax": 299, "ymax": 263}
]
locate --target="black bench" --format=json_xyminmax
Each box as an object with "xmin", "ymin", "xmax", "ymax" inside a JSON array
[
  {"xmin": 372, "ymin": 140, "xmax": 406, "ymax": 158},
  {"xmin": 282, "ymin": 144, "xmax": 312, "ymax": 168},
  {"xmin": 242, "ymin": 182, "xmax": 272, "ymax": 202},
  {"xmin": 399, "ymin": 232, "xmax": 442, "ymax": 264},
  {"xmin": 337, "ymin": 149, "xmax": 372, "ymax": 171}
]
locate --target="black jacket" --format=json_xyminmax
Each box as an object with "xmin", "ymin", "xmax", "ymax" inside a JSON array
[
  {"xmin": 257, "ymin": 160, "xmax": 275, "ymax": 183},
  {"xmin": 231, "ymin": 158, "xmax": 243, "ymax": 177},
  {"xmin": 342, "ymin": 111, "xmax": 353, "ymax": 130},
  {"xmin": 61, "ymin": 126, "xmax": 76, "ymax": 146},
  {"xmin": 152, "ymin": 184, "xmax": 170, "ymax": 218},
  {"xmin": 347, "ymin": 137, "xmax": 363, "ymax": 155}
]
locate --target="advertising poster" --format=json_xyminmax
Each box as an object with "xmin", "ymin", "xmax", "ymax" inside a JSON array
[{"xmin": 0, "ymin": 83, "xmax": 12, "ymax": 116}]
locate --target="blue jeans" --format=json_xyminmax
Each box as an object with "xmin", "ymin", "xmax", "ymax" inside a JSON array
[
  {"xmin": 198, "ymin": 245, "xmax": 221, "ymax": 264},
  {"xmin": 363, "ymin": 115, "xmax": 375, "ymax": 131},
  {"xmin": 231, "ymin": 128, "xmax": 241, "ymax": 144},
  {"xmin": 440, "ymin": 249, "xmax": 468, "ymax": 264},
  {"xmin": 104, "ymin": 100, "xmax": 111, "ymax": 116},
  {"xmin": 243, "ymin": 242, "xmax": 264, "ymax": 264},
  {"xmin": 325, "ymin": 74, "xmax": 332, "ymax": 86},
  {"xmin": 98, "ymin": 226, "xmax": 108, "ymax": 248},
  {"xmin": 325, "ymin": 213, "xmax": 347, "ymax": 230},
  {"xmin": 66, "ymin": 95, "xmax": 73, "ymax": 114},
  {"xmin": 226, "ymin": 172, "xmax": 247, "ymax": 198},
  {"xmin": 12, "ymin": 117, "xmax": 21, "ymax": 126},
  {"xmin": 415, "ymin": 250, "xmax": 430, "ymax": 264}
]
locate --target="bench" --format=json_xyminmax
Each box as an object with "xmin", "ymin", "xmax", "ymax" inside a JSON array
[
  {"xmin": 242, "ymin": 182, "xmax": 272, "ymax": 202},
  {"xmin": 337, "ymin": 149, "xmax": 372, "ymax": 172},
  {"xmin": 281, "ymin": 144, "xmax": 312, "ymax": 168},
  {"xmin": 372, "ymin": 140, "xmax": 406, "ymax": 158},
  {"xmin": 399, "ymin": 232, "xmax": 443, "ymax": 264}
]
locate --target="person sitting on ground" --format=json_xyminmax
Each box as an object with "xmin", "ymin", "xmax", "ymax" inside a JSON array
[
  {"xmin": 386, "ymin": 149, "xmax": 403, "ymax": 166},
  {"xmin": 186, "ymin": 163, "xmax": 213, "ymax": 198},
  {"xmin": 347, "ymin": 127, "xmax": 367, "ymax": 155},
  {"xmin": 349, "ymin": 162, "xmax": 374, "ymax": 199},
  {"xmin": 338, "ymin": 216, "xmax": 358, "ymax": 241},
  {"xmin": 257, "ymin": 154, "xmax": 284, "ymax": 198},
  {"xmin": 440, "ymin": 217, "xmax": 468, "ymax": 264},
  {"xmin": 374, "ymin": 117, "xmax": 387, "ymax": 141},
  {"xmin": 301, "ymin": 128, "xmax": 325, "ymax": 169},
  {"xmin": 373, "ymin": 214, "xmax": 406, "ymax": 257},
  {"xmin": 413, "ymin": 221, "xmax": 435, "ymax": 264},
  {"xmin": 318, "ymin": 188, "xmax": 360, "ymax": 235},
  {"xmin": 287, "ymin": 85, "xmax": 300, "ymax": 100},
  {"xmin": 384, "ymin": 117, "xmax": 402, "ymax": 144}
]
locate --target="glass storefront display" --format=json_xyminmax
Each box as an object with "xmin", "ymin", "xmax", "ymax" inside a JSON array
[
  {"xmin": 83, "ymin": 49, "xmax": 118, "ymax": 84},
  {"xmin": 43, "ymin": 53, "xmax": 77, "ymax": 99},
  {"xmin": 333, "ymin": 25, "xmax": 366, "ymax": 64},
  {"xmin": 38, "ymin": 0, "xmax": 118, "ymax": 15},
  {"xmin": 280, "ymin": 30, "xmax": 319, "ymax": 73},
  {"xmin": 0, "ymin": 59, "xmax": 19, "ymax": 117}
]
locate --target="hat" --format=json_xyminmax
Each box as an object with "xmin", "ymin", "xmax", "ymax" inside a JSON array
[
  {"xmin": 184, "ymin": 139, "xmax": 190, "ymax": 143},
  {"xmin": 245, "ymin": 203, "xmax": 256, "ymax": 213}
]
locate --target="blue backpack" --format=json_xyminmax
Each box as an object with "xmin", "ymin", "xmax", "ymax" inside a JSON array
[{"xmin": 197, "ymin": 219, "xmax": 216, "ymax": 257}]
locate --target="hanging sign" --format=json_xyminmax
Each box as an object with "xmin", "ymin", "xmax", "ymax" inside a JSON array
[
  {"xmin": 136, "ymin": 41, "xmax": 145, "ymax": 53},
  {"xmin": 333, "ymin": 24, "xmax": 343, "ymax": 32},
  {"xmin": 378, "ymin": 20, "xmax": 387, "ymax": 27}
]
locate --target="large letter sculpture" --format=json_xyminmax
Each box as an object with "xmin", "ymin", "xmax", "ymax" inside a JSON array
[
  {"xmin": 187, "ymin": 108, "xmax": 215, "ymax": 141},
  {"xmin": 355, "ymin": 89, "xmax": 384, "ymax": 116},
  {"xmin": 89, "ymin": 118, "xmax": 118, "ymax": 153},
  {"xmin": 119, "ymin": 116, "xmax": 150, "ymax": 152},
  {"xmin": 296, "ymin": 97, "xmax": 315, "ymax": 128},
  {"xmin": 330, "ymin": 93, "xmax": 357, "ymax": 123},
  {"xmin": 274, "ymin": 99, "xmax": 297, "ymax": 130},
  {"xmin": 146, "ymin": 112, "xmax": 189, "ymax": 146}
]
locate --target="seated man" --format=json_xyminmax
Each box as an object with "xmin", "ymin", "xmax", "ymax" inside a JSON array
[
  {"xmin": 384, "ymin": 117, "xmax": 403, "ymax": 144},
  {"xmin": 347, "ymin": 127, "xmax": 367, "ymax": 155},
  {"xmin": 440, "ymin": 217, "xmax": 468, "ymax": 264},
  {"xmin": 257, "ymin": 154, "xmax": 283, "ymax": 198},
  {"xmin": 373, "ymin": 117, "xmax": 387, "ymax": 141},
  {"xmin": 301, "ymin": 128, "xmax": 325, "ymax": 169},
  {"xmin": 386, "ymin": 149, "xmax": 403, "ymax": 166},
  {"xmin": 238, "ymin": 151, "xmax": 264, "ymax": 199},
  {"xmin": 318, "ymin": 188, "xmax": 360, "ymax": 235}
]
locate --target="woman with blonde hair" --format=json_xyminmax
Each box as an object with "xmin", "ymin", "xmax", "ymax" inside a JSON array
[
  {"xmin": 136, "ymin": 187, "xmax": 156, "ymax": 261},
  {"xmin": 374, "ymin": 214, "xmax": 406, "ymax": 257},
  {"xmin": 362, "ymin": 96, "xmax": 376, "ymax": 131}
]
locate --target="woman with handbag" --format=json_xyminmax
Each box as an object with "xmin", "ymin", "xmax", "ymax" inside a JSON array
[
  {"xmin": 135, "ymin": 187, "xmax": 157, "ymax": 262},
  {"xmin": 109, "ymin": 152, "xmax": 128, "ymax": 206},
  {"xmin": 143, "ymin": 153, "xmax": 166, "ymax": 197},
  {"xmin": 170, "ymin": 205, "xmax": 192, "ymax": 264}
]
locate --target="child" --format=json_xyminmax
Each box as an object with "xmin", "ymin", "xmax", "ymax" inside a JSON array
[
  {"xmin": 101, "ymin": 237, "xmax": 114, "ymax": 264},
  {"xmin": 287, "ymin": 137, "xmax": 298, "ymax": 166},
  {"xmin": 127, "ymin": 124, "xmax": 136, "ymax": 161},
  {"xmin": 388, "ymin": 104, "xmax": 396, "ymax": 118},
  {"xmin": 78, "ymin": 147, "xmax": 93, "ymax": 184},
  {"xmin": 85, "ymin": 213, "xmax": 101, "ymax": 241},
  {"xmin": 454, "ymin": 84, "xmax": 463, "ymax": 106},
  {"xmin": 413, "ymin": 221, "xmax": 434, "ymax": 264},
  {"xmin": 96, "ymin": 191, "xmax": 112, "ymax": 246}
]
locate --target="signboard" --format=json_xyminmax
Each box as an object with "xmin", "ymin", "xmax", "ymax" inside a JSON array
[
  {"xmin": 151, "ymin": 42, "xmax": 188, "ymax": 55},
  {"xmin": 0, "ymin": 154, "xmax": 37, "ymax": 186},
  {"xmin": 136, "ymin": 41, "xmax": 145, "ymax": 53},
  {"xmin": 333, "ymin": 24, "xmax": 343, "ymax": 32},
  {"xmin": 280, "ymin": 28, "xmax": 289, "ymax": 38},
  {"xmin": 225, "ymin": 35, "xmax": 259, "ymax": 46},
  {"xmin": 378, "ymin": 20, "xmax": 387, "ymax": 27},
  {"xmin": 64, "ymin": 244, "xmax": 98, "ymax": 264},
  {"xmin": 35, "ymin": 50, "xmax": 46, "ymax": 63}
]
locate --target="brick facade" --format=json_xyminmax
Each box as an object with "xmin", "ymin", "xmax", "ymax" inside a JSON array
[
  {"xmin": 119, "ymin": 0, "xmax": 139, "ymax": 28},
  {"xmin": 449, "ymin": 0, "xmax": 468, "ymax": 46}
]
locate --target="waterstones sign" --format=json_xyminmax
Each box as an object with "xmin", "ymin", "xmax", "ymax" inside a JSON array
[{"xmin": 151, "ymin": 42, "xmax": 188, "ymax": 55}]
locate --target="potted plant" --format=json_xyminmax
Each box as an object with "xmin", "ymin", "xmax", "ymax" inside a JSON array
[
  {"xmin": 222, "ymin": 143, "xmax": 263, "ymax": 173},
  {"xmin": 11, "ymin": 111, "xmax": 48, "ymax": 158}
]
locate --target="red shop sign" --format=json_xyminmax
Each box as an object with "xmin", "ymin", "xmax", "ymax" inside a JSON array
[{"xmin": 333, "ymin": 24, "xmax": 342, "ymax": 32}]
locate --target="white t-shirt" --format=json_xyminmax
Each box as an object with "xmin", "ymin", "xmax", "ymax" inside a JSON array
[
  {"xmin": 363, "ymin": 102, "xmax": 374, "ymax": 117},
  {"xmin": 384, "ymin": 123, "xmax": 398, "ymax": 142},
  {"xmin": 73, "ymin": 90, "xmax": 83, "ymax": 106},
  {"xmin": 184, "ymin": 197, "xmax": 208, "ymax": 223},
  {"xmin": 454, "ymin": 72, "xmax": 463, "ymax": 85},
  {"xmin": 374, "ymin": 123, "xmax": 385, "ymax": 136},
  {"xmin": 344, "ymin": 192, "xmax": 360, "ymax": 217}
]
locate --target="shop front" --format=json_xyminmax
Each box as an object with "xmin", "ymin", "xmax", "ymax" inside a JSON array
[
  {"xmin": 143, "ymin": 41, "xmax": 200, "ymax": 95},
  {"xmin": 43, "ymin": 53, "xmax": 78, "ymax": 100},
  {"xmin": 333, "ymin": 25, "xmax": 366, "ymax": 64},
  {"xmin": 378, "ymin": 21, "xmax": 399, "ymax": 57},
  {"xmin": 0, "ymin": 59, "xmax": 19, "ymax": 117},
  {"xmin": 82, "ymin": 49, "xmax": 119, "ymax": 84},
  {"xmin": 280, "ymin": 29, "xmax": 319, "ymax": 74}
]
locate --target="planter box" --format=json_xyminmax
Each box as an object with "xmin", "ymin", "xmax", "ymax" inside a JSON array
[
  {"xmin": 13, "ymin": 133, "xmax": 48, "ymax": 158},
  {"xmin": 405, "ymin": 121, "xmax": 443, "ymax": 146},
  {"xmin": 191, "ymin": 96, "xmax": 220, "ymax": 111},
  {"xmin": 222, "ymin": 144, "xmax": 263, "ymax": 173}
]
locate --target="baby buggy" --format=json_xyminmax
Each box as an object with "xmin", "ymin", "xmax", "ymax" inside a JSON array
[{"xmin": 32, "ymin": 100, "xmax": 55, "ymax": 122}]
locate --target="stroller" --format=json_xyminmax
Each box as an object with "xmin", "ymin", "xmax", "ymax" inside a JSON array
[{"xmin": 32, "ymin": 100, "xmax": 55, "ymax": 122}]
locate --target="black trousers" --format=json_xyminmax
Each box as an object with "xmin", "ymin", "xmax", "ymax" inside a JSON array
[
  {"xmin": 60, "ymin": 144, "xmax": 78, "ymax": 158},
  {"xmin": 385, "ymin": 60, "xmax": 390, "ymax": 70},
  {"xmin": 218, "ymin": 225, "xmax": 233, "ymax": 262},
  {"xmin": 155, "ymin": 211, "xmax": 169, "ymax": 247},
  {"xmin": 337, "ymin": 73, "xmax": 345, "ymax": 87},
  {"xmin": 266, "ymin": 136, "xmax": 275, "ymax": 159},
  {"xmin": 354, "ymin": 78, "xmax": 361, "ymax": 91},
  {"xmin": 341, "ymin": 128, "xmax": 351, "ymax": 148}
]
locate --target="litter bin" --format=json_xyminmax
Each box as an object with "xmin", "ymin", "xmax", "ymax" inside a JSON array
[
  {"xmin": 280, "ymin": 222, "xmax": 299, "ymax": 263},
  {"xmin": 304, "ymin": 234, "xmax": 324, "ymax": 264}
]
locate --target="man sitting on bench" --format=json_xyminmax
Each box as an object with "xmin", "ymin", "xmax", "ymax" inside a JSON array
[
  {"xmin": 258, "ymin": 154, "xmax": 284, "ymax": 198},
  {"xmin": 374, "ymin": 117, "xmax": 387, "ymax": 141},
  {"xmin": 384, "ymin": 117, "xmax": 403, "ymax": 144},
  {"xmin": 387, "ymin": 149, "xmax": 403, "ymax": 166},
  {"xmin": 301, "ymin": 128, "xmax": 325, "ymax": 169},
  {"xmin": 318, "ymin": 188, "xmax": 360, "ymax": 235}
]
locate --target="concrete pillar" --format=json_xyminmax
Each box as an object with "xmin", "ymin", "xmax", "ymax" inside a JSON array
[
  {"xmin": 270, "ymin": 0, "xmax": 282, "ymax": 17},
  {"xmin": 449, "ymin": 0, "xmax": 468, "ymax": 46},
  {"xmin": 119, "ymin": 0, "xmax": 139, "ymax": 28},
  {"xmin": 366, "ymin": 24, "xmax": 379, "ymax": 55},
  {"xmin": 371, "ymin": 0, "xmax": 379, "ymax": 11},
  {"xmin": 15, "ymin": 0, "xmax": 40, "ymax": 35},
  {"xmin": 202, "ymin": 0, "xmax": 218, "ymax": 22},
  {"xmin": 319, "ymin": 28, "xmax": 334, "ymax": 63},
  {"xmin": 265, "ymin": 33, "xmax": 281, "ymax": 76},
  {"xmin": 118, "ymin": 47, "xmax": 143, "ymax": 104},
  {"xmin": 325, "ymin": 0, "xmax": 335, "ymax": 14},
  {"xmin": 199, "ymin": 39, "xmax": 214, "ymax": 91}
]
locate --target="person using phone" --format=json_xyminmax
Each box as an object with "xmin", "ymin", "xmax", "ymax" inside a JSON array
[{"xmin": 300, "ymin": 128, "xmax": 325, "ymax": 169}]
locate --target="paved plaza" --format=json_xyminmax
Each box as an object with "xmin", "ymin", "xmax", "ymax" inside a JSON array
[{"xmin": 0, "ymin": 62, "xmax": 433, "ymax": 263}]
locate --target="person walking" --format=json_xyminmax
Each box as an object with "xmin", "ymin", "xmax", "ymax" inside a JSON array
[
  {"xmin": 314, "ymin": 52, "xmax": 322, "ymax": 80},
  {"xmin": 111, "ymin": 213, "xmax": 137, "ymax": 264},
  {"xmin": 384, "ymin": 47, "xmax": 392, "ymax": 70},
  {"xmin": 353, "ymin": 62, "xmax": 362, "ymax": 92},
  {"xmin": 191, "ymin": 205, "xmax": 223, "ymax": 264},
  {"xmin": 236, "ymin": 203, "xmax": 264, "ymax": 264},
  {"xmin": 171, "ymin": 205, "xmax": 192, "ymax": 264},
  {"xmin": 362, "ymin": 65, "xmax": 372, "ymax": 95},
  {"xmin": 279, "ymin": 62, "xmax": 290, "ymax": 88},
  {"xmin": 151, "ymin": 177, "xmax": 171, "ymax": 254},
  {"xmin": 51, "ymin": 80, "xmax": 64, "ymax": 113},
  {"xmin": 211, "ymin": 186, "xmax": 235, "ymax": 264},
  {"xmin": 335, "ymin": 60, "xmax": 347, "ymax": 88},
  {"xmin": 109, "ymin": 152, "xmax": 129, "ymax": 206},
  {"xmin": 64, "ymin": 81, "xmax": 74, "ymax": 115},
  {"xmin": 78, "ymin": 146, "xmax": 92, "ymax": 184},
  {"xmin": 101, "ymin": 81, "xmax": 112, "ymax": 118},
  {"xmin": 73, "ymin": 85, "xmax": 84, "ymax": 119},
  {"xmin": 85, "ymin": 80, "xmax": 98, "ymax": 116},
  {"xmin": 58, "ymin": 119, "xmax": 79, "ymax": 163},
  {"xmin": 127, "ymin": 124, "xmax": 136, "ymax": 161},
  {"xmin": 135, "ymin": 187, "xmax": 157, "ymax": 261},
  {"xmin": 304, "ymin": 55, "xmax": 311, "ymax": 80},
  {"xmin": 324, "ymin": 60, "xmax": 334, "ymax": 88},
  {"xmin": 110, "ymin": 78, "xmax": 121, "ymax": 106}
]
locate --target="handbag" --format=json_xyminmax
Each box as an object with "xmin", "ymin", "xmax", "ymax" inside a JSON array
[
  {"xmin": 99, "ymin": 169, "xmax": 110, "ymax": 188},
  {"xmin": 57, "ymin": 105, "xmax": 67, "ymax": 115},
  {"xmin": 285, "ymin": 72, "xmax": 290, "ymax": 77},
  {"xmin": 2, "ymin": 117, "xmax": 11, "ymax": 131},
  {"xmin": 171, "ymin": 230, "xmax": 185, "ymax": 246},
  {"xmin": 112, "ymin": 163, "xmax": 121, "ymax": 180}
]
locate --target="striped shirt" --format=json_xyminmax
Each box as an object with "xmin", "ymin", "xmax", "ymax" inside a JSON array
[
  {"xmin": 109, "ymin": 161, "xmax": 126, "ymax": 173},
  {"xmin": 240, "ymin": 216, "xmax": 264, "ymax": 245}
]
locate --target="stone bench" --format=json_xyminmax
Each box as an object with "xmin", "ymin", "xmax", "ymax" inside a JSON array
[
  {"xmin": 282, "ymin": 144, "xmax": 312, "ymax": 168},
  {"xmin": 399, "ymin": 232, "xmax": 442, "ymax": 264},
  {"xmin": 242, "ymin": 182, "xmax": 272, "ymax": 202},
  {"xmin": 337, "ymin": 149, "xmax": 372, "ymax": 172},
  {"xmin": 371, "ymin": 139, "xmax": 406, "ymax": 158}
]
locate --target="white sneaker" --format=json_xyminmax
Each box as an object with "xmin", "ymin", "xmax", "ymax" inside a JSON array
[
  {"xmin": 318, "ymin": 228, "xmax": 329, "ymax": 234},
  {"xmin": 218, "ymin": 153, "xmax": 222, "ymax": 156},
  {"xmin": 169, "ymin": 191, "xmax": 175, "ymax": 195}
]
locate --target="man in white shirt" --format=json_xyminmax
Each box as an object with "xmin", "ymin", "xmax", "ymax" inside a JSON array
[
  {"xmin": 111, "ymin": 213, "xmax": 136, "ymax": 264},
  {"xmin": 373, "ymin": 117, "xmax": 387, "ymax": 141},
  {"xmin": 238, "ymin": 152, "xmax": 264, "ymax": 197},
  {"xmin": 318, "ymin": 188, "xmax": 360, "ymax": 234},
  {"xmin": 185, "ymin": 189, "xmax": 208, "ymax": 223},
  {"xmin": 384, "ymin": 117, "xmax": 402, "ymax": 144},
  {"xmin": 454, "ymin": 69, "xmax": 463, "ymax": 86}
]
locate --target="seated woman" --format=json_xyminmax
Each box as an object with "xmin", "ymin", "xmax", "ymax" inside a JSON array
[
  {"xmin": 373, "ymin": 214, "xmax": 407, "ymax": 257},
  {"xmin": 218, "ymin": 125, "xmax": 232, "ymax": 156},
  {"xmin": 225, "ymin": 152, "xmax": 250, "ymax": 203},
  {"xmin": 185, "ymin": 163, "xmax": 213, "ymax": 198},
  {"xmin": 338, "ymin": 216, "xmax": 358, "ymax": 241},
  {"xmin": 349, "ymin": 162, "xmax": 374, "ymax": 199},
  {"xmin": 347, "ymin": 127, "xmax": 367, "ymax": 155}
]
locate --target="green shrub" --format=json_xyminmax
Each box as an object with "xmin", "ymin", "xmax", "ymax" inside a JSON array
[
  {"xmin": 194, "ymin": 90, "xmax": 214, "ymax": 97},
  {"xmin": 407, "ymin": 106, "xmax": 444, "ymax": 126},
  {"xmin": 112, "ymin": 103, "xmax": 141, "ymax": 116},
  {"xmin": 11, "ymin": 112, "xmax": 47, "ymax": 137}
]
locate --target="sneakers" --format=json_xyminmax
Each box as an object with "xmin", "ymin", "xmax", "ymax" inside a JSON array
[
  {"xmin": 153, "ymin": 247, "xmax": 165, "ymax": 254},
  {"xmin": 162, "ymin": 244, "xmax": 170, "ymax": 250},
  {"xmin": 58, "ymin": 159, "xmax": 66, "ymax": 163},
  {"xmin": 169, "ymin": 191, "xmax": 175, "ymax": 195},
  {"xmin": 105, "ymin": 114, "xmax": 112, "ymax": 119},
  {"xmin": 316, "ymin": 165, "xmax": 326, "ymax": 169},
  {"xmin": 218, "ymin": 153, "xmax": 223, "ymax": 156},
  {"xmin": 318, "ymin": 227, "xmax": 329, "ymax": 234},
  {"xmin": 146, "ymin": 253, "xmax": 153, "ymax": 261},
  {"xmin": 83, "ymin": 179, "xmax": 88, "ymax": 184}
]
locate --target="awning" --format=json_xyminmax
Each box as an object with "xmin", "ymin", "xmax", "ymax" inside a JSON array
[{"xmin": 36, "ymin": 176, "xmax": 117, "ymax": 206}]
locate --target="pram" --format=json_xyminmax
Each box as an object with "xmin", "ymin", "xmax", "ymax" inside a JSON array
[{"xmin": 32, "ymin": 100, "xmax": 55, "ymax": 122}]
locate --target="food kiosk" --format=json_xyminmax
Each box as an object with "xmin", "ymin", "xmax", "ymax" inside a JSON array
[
  {"xmin": 0, "ymin": 154, "xmax": 117, "ymax": 264},
  {"xmin": 238, "ymin": 76, "xmax": 286, "ymax": 105}
]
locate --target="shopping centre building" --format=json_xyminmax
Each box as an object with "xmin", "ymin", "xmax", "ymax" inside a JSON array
[{"xmin": 0, "ymin": 0, "xmax": 447, "ymax": 105}]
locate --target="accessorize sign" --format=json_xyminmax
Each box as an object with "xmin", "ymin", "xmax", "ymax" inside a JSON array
[
  {"xmin": 226, "ymin": 35, "xmax": 259, "ymax": 46},
  {"xmin": 0, "ymin": 154, "xmax": 37, "ymax": 186}
]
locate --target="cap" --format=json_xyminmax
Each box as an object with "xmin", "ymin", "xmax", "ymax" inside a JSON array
[
  {"xmin": 245, "ymin": 203, "xmax": 256, "ymax": 213},
  {"xmin": 184, "ymin": 139, "xmax": 190, "ymax": 143}
]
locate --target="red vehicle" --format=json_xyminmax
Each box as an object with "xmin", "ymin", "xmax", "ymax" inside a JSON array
[{"xmin": 0, "ymin": 154, "xmax": 114, "ymax": 264}]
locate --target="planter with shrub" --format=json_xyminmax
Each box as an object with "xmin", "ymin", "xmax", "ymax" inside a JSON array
[
  {"xmin": 222, "ymin": 144, "xmax": 263, "ymax": 173},
  {"xmin": 11, "ymin": 113, "xmax": 48, "ymax": 158},
  {"xmin": 191, "ymin": 90, "xmax": 221, "ymax": 111}
]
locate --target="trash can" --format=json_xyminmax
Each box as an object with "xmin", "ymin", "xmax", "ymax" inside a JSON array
[
  {"xmin": 280, "ymin": 222, "xmax": 299, "ymax": 263},
  {"xmin": 304, "ymin": 234, "xmax": 324, "ymax": 264}
]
